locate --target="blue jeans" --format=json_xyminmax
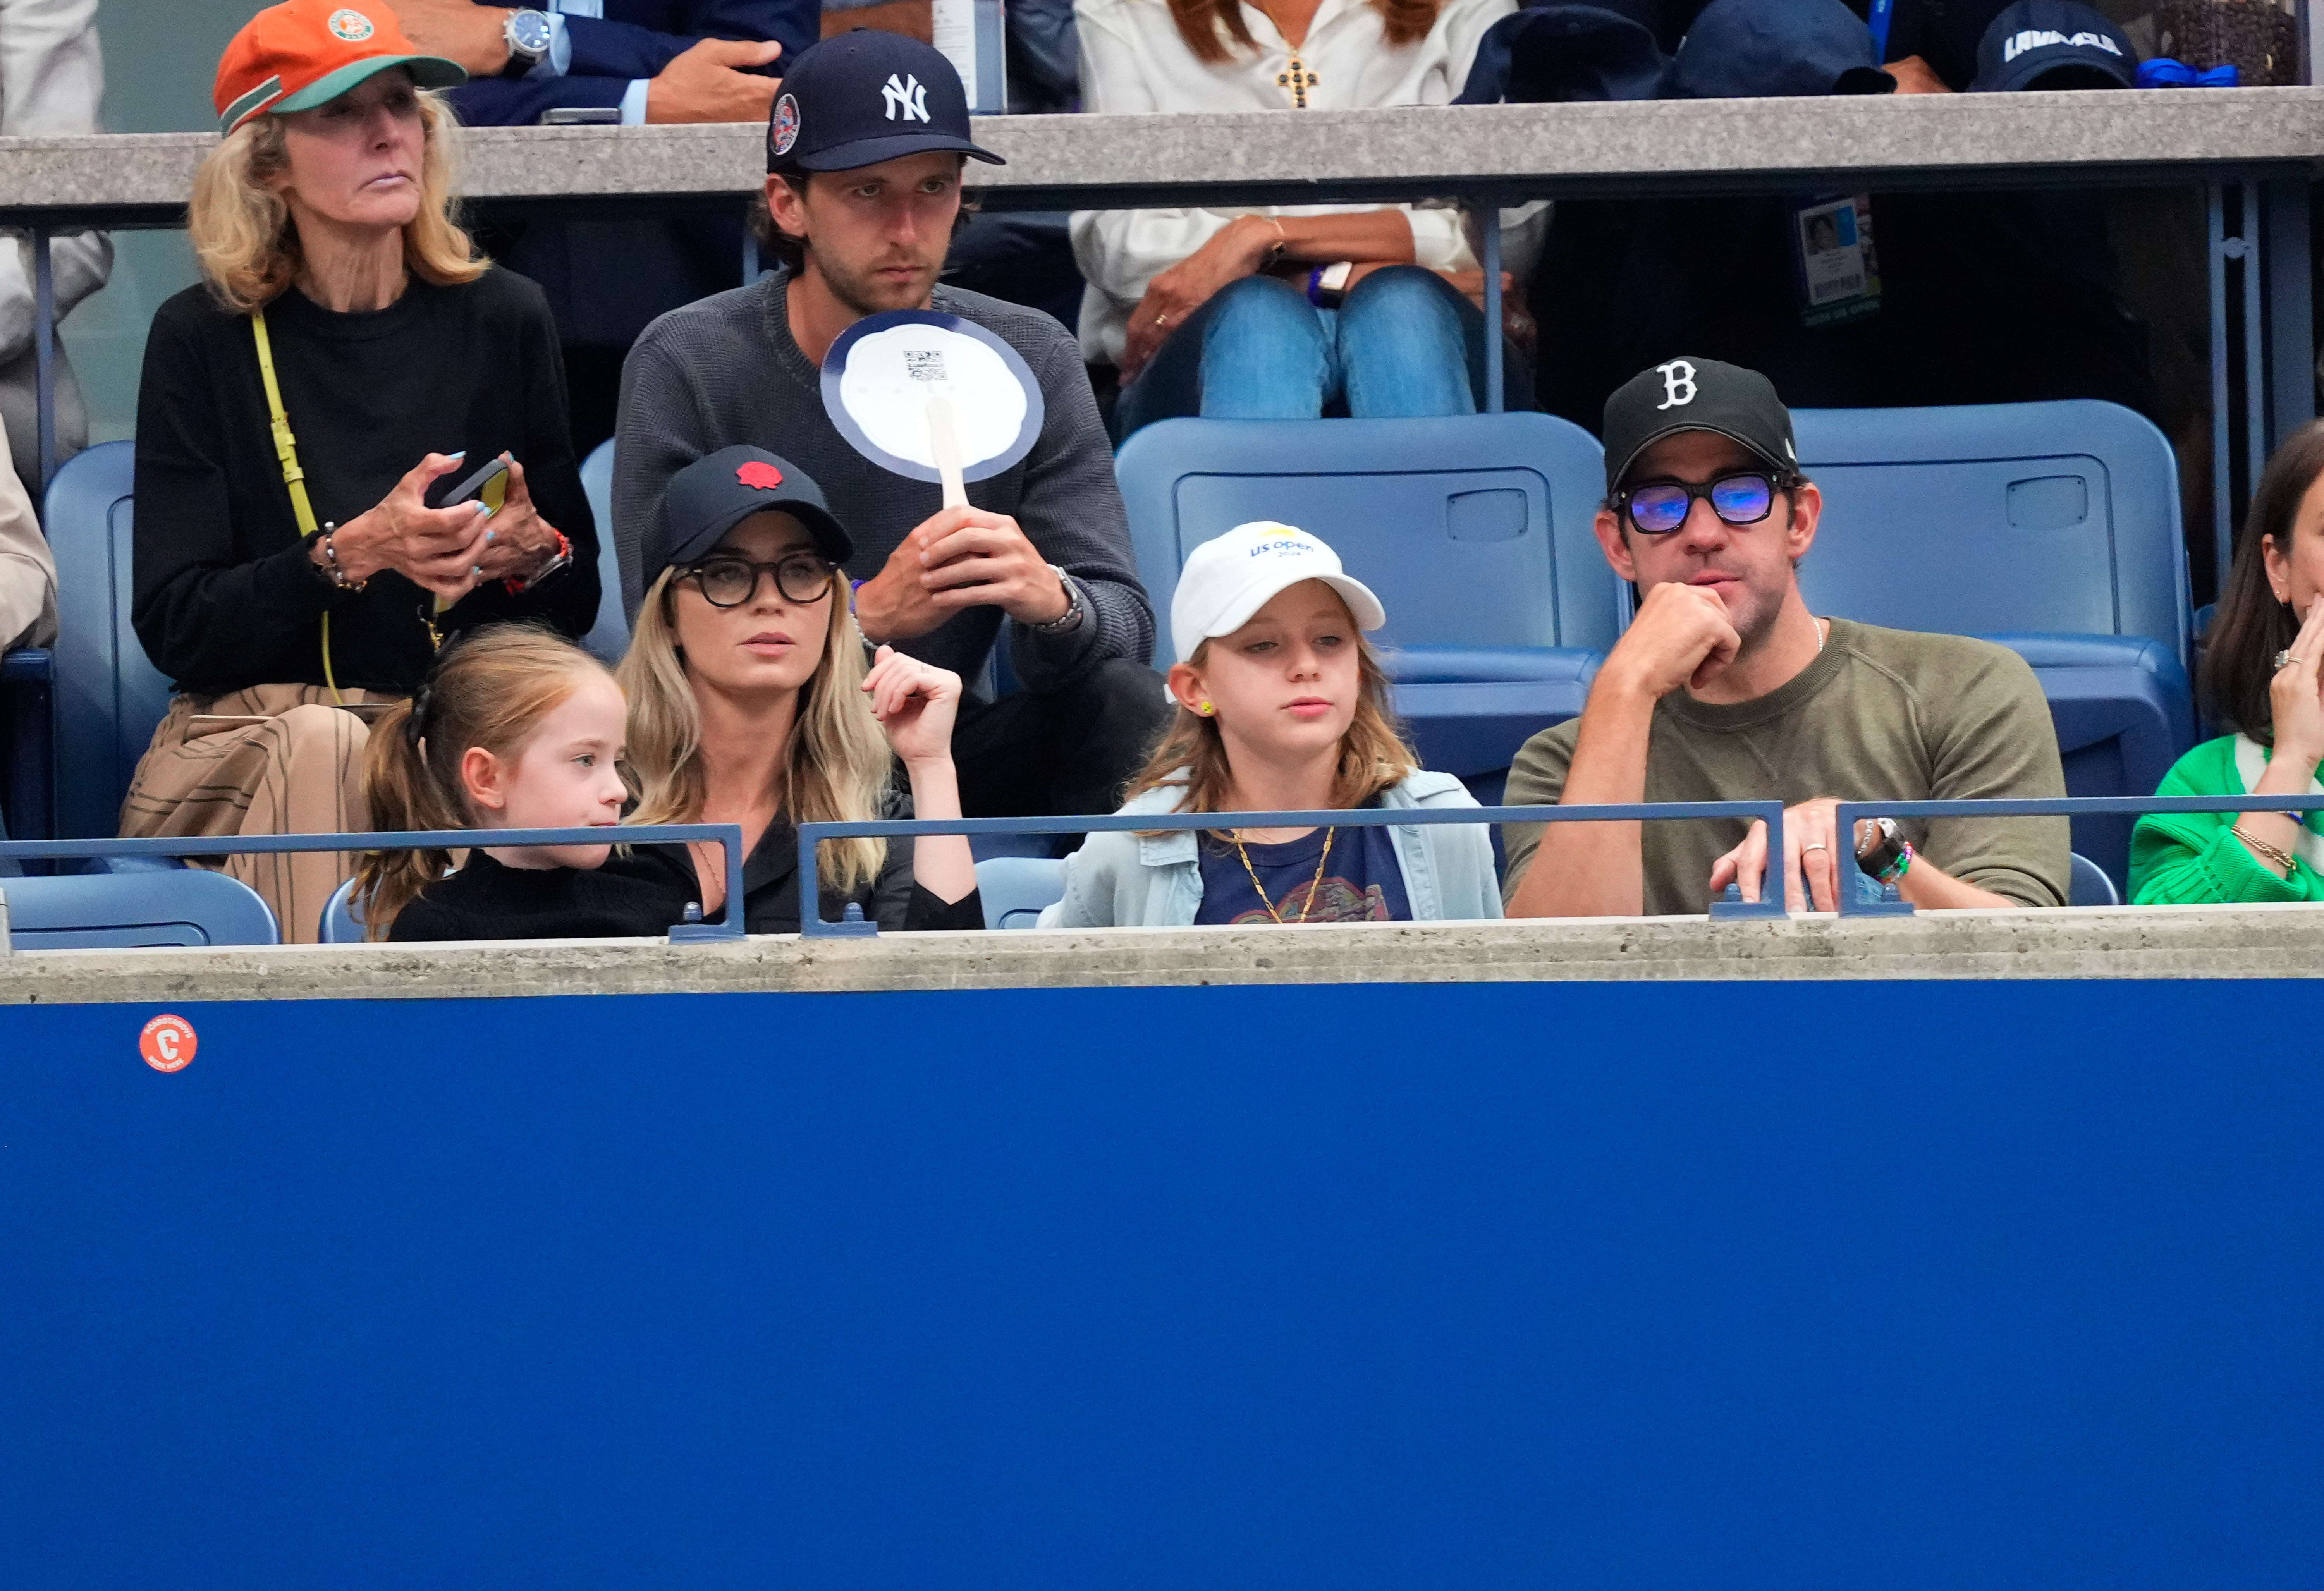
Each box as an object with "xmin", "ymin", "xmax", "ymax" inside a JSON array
[{"xmin": 1116, "ymin": 266, "xmax": 1514, "ymax": 439}]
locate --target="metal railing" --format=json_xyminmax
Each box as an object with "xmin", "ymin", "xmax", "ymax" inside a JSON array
[
  {"xmin": 795, "ymin": 801, "xmax": 1796, "ymax": 936},
  {"xmin": 7, "ymin": 791, "xmax": 2322, "ymax": 947},
  {"xmin": 0, "ymin": 823, "xmax": 749, "ymax": 943}
]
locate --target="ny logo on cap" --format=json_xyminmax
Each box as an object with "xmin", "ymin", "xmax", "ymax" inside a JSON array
[
  {"xmin": 1655, "ymin": 359, "xmax": 1697, "ymax": 411},
  {"xmin": 882, "ymin": 73, "xmax": 930, "ymax": 124}
]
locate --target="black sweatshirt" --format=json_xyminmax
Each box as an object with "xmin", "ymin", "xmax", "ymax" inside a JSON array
[
  {"xmin": 132, "ymin": 269, "xmax": 599, "ymax": 696},
  {"xmin": 600, "ymin": 814, "xmax": 983, "ymax": 935},
  {"xmin": 386, "ymin": 850, "xmax": 680, "ymax": 942}
]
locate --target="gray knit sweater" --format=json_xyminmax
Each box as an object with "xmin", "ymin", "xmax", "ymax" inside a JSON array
[{"xmin": 612, "ymin": 271, "xmax": 1153, "ymax": 694}]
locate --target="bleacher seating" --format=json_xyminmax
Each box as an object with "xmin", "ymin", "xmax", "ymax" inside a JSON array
[
  {"xmin": 576, "ymin": 439, "xmax": 629, "ymax": 664},
  {"xmin": 320, "ymin": 875, "xmax": 366, "ymax": 943},
  {"xmin": 2068, "ymin": 852, "xmax": 2121, "ymax": 907},
  {"xmin": 1115, "ymin": 414, "xmax": 1617, "ymax": 785},
  {"xmin": 2, "ymin": 868, "xmax": 279, "ymax": 948},
  {"xmin": 1793, "ymin": 400, "xmax": 2195, "ymax": 888},
  {"xmin": 976, "ymin": 855, "xmax": 1066, "ymax": 929},
  {"xmin": 42, "ymin": 441, "xmax": 171, "ymax": 841}
]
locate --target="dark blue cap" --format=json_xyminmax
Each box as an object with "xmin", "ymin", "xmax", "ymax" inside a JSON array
[
  {"xmin": 651, "ymin": 447, "xmax": 854, "ymax": 581},
  {"xmin": 1671, "ymin": 0, "xmax": 1894, "ymax": 100},
  {"xmin": 1455, "ymin": 5, "xmax": 1673, "ymax": 105},
  {"xmin": 766, "ymin": 29, "xmax": 1003, "ymax": 175},
  {"xmin": 1970, "ymin": 0, "xmax": 2136, "ymax": 93}
]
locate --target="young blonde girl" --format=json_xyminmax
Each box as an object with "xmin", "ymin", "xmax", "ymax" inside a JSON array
[
  {"xmin": 357, "ymin": 623, "xmax": 662, "ymax": 942},
  {"xmin": 1039, "ymin": 521, "xmax": 1502, "ymax": 927}
]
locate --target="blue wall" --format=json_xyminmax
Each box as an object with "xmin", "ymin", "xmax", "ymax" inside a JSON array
[{"xmin": 4, "ymin": 979, "xmax": 2320, "ymax": 1588}]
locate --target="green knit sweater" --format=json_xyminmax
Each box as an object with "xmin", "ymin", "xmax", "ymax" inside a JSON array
[{"xmin": 2127, "ymin": 733, "xmax": 2324, "ymax": 904}]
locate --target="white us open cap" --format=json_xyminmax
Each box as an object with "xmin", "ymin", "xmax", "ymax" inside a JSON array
[{"xmin": 1169, "ymin": 521, "xmax": 1387, "ymax": 664}]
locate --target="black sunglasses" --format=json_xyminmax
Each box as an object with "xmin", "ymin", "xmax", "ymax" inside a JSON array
[
  {"xmin": 1615, "ymin": 471, "xmax": 1793, "ymax": 535},
  {"xmin": 679, "ymin": 552, "xmax": 837, "ymax": 608}
]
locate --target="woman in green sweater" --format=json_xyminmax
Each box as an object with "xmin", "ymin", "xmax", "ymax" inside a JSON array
[{"xmin": 2131, "ymin": 421, "xmax": 2324, "ymax": 903}]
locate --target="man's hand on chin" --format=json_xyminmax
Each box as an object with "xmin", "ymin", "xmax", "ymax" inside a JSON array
[{"xmin": 1604, "ymin": 580, "xmax": 1742, "ymax": 704}]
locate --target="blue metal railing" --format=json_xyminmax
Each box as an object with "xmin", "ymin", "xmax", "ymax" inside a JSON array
[
  {"xmin": 1829, "ymin": 793, "xmax": 2324, "ymax": 917},
  {"xmin": 796, "ymin": 802, "xmax": 1791, "ymax": 936},
  {"xmin": 9, "ymin": 792, "xmax": 2322, "ymax": 946},
  {"xmin": 0, "ymin": 823, "xmax": 750, "ymax": 943}
]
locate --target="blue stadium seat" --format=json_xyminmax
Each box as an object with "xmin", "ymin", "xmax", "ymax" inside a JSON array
[
  {"xmin": 320, "ymin": 874, "xmax": 367, "ymax": 943},
  {"xmin": 1115, "ymin": 414, "xmax": 1616, "ymax": 780},
  {"xmin": 43, "ymin": 441, "xmax": 172, "ymax": 841},
  {"xmin": 2068, "ymin": 851, "xmax": 2120, "ymax": 907},
  {"xmin": 976, "ymin": 855, "xmax": 1064, "ymax": 929},
  {"xmin": 578, "ymin": 439, "xmax": 628, "ymax": 665},
  {"xmin": 2, "ymin": 868, "xmax": 279, "ymax": 948},
  {"xmin": 1792, "ymin": 402, "xmax": 2195, "ymax": 888}
]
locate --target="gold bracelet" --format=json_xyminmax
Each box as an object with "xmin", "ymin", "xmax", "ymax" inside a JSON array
[
  {"xmin": 1267, "ymin": 215, "xmax": 1288, "ymax": 259},
  {"xmin": 2232, "ymin": 822, "xmax": 2297, "ymax": 876}
]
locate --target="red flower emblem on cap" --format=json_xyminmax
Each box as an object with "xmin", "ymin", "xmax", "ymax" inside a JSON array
[{"xmin": 736, "ymin": 460, "xmax": 784, "ymax": 490}]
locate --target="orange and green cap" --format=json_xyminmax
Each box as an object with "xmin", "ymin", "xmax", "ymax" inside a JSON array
[{"xmin": 213, "ymin": 2, "xmax": 465, "ymax": 135}]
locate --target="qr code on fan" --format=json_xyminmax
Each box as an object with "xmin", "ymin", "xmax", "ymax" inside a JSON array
[{"xmin": 903, "ymin": 350, "xmax": 948, "ymax": 381}]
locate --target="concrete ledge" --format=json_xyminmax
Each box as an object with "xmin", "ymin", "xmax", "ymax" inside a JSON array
[
  {"xmin": 3, "ymin": 902, "xmax": 2320, "ymax": 1005},
  {"xmin": 4, "ymin": 89, "xmax": 2321, "ymax": 225}
]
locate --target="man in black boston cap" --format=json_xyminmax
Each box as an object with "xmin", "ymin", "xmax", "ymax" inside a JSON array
[
  {"xmin": 613, "ymin": 30, "xmax": 1165, "ymax": 825},
  {"xmin": 1500, "ymin": 356, "xmax": 2070, "ymax": 919}
]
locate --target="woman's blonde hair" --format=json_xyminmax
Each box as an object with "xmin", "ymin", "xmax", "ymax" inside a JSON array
[
  {"xmin": 356, "ymin": 623, "xmax": 615, "ymax": 938},
  {"xmin": 189, "ymin": 86, "xmax": 485, "ymax": 315},
  {"xmin": 1124, "ymin": 625, "xmax": 1418, "ymax": 817},
  {"xmin": 617, "ymin": 566, "xmax": 892, "ymax": 897}
]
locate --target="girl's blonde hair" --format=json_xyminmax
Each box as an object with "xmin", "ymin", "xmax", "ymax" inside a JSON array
[
  {"xmin": 1124, "ymin": 626, "xmax": 1418, "ymax": 816},
  {"xmin": 357, "ymin": 624, "xmax": 615, "ymax": 938},
  {"xmin": 189, "ymin": 86, "xmax": 485, "ymax": 315},
  {"xmin": 616, "ymin": 566, "xmax": 891, "ymax": 897}
]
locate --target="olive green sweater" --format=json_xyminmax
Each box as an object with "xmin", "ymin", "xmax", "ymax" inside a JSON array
[{"xmin": 2127, "ymin": 733, "xmax": 2324, "ymax": 904}]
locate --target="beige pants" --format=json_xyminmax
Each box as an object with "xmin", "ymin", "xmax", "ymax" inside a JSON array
[{"xmin": 119, "ymin": 684, "xmax": 404, "ymax": 945}]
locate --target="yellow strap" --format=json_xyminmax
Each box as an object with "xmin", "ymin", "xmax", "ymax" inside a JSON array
[
  {"xmin": 252, "ymin": 309, "xmax": 319, "ymax": 538},
  {"xmin": 253, "ymin": 309, "xmax": 340, "ymax": 702}
]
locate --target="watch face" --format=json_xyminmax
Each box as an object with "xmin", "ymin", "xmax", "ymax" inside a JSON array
[{"xmin": 509, "ymin": 10, "xmax": 554, "ymax": 54}]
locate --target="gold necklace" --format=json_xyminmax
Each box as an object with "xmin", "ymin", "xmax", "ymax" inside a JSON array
[{"xmin": 1232, "ymin": 826, "xmax": 1336, "ymax": 923}]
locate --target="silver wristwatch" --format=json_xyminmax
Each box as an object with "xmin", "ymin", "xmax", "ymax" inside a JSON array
[
  {"xmin": 503, "ymin": 9, "xmax": 556, "ymax": 75},
  {"xmin": 1030, "ymin": 566, "xmax": 1086, "ymax": 635}
]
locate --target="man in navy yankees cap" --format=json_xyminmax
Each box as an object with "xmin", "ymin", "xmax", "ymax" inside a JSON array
[
  {"xmin": 1499, "ymin": 355, "xmax": 2070, "ymax": 922},
  {"xmin": 613, "ymin": 29, "xmax": 1167, "ymax": 829}
]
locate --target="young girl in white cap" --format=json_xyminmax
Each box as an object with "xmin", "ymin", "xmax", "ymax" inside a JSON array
[{"xmin": 1040, "ymin": 522, "xmax": 1501, "ymax": 927}]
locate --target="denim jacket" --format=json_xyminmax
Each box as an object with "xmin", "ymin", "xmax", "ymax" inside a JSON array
[{"xmin": 1037, "ymin": 769, "xmax": 1504, "ymax": 928}]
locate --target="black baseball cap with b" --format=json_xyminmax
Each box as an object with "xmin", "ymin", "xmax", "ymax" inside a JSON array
[
  {"xmin": 1601, "ymin": 356, "xmax": 1800, "ymax": 493},
  {"xmin": 649, "ymin": 446, "xmax": 854, "ymax": 582},
  {"xmin": 767, "ymin": 29, "xmax": 1004, "ymax": 174}
]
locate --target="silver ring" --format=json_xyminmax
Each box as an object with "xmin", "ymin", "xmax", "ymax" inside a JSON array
[
  {"xmin": 1802, "ymin": 842, "xmax": 1829, "ymax": 853},
  {"xmin": 2280, "ymin": 650, "xmax": 2309, "ymax": 669}
]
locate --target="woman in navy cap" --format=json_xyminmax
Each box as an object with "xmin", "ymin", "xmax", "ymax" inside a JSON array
[{"xmin": 603, "ymin": 446, "xmax": 981, "ymax": 933}]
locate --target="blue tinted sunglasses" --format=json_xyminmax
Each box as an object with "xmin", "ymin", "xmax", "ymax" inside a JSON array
[{"xmin": 1616, "ymin": 471, "xmax": 1791, "ymax": 535}]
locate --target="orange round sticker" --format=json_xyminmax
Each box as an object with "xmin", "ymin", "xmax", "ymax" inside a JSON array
[{"xmin": 139, "ymin": 1014, "xmax": 197, "ymax": 1072}]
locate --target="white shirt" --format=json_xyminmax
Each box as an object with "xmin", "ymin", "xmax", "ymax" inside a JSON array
[
  {"xmin": 0, "ymin": 0, "xmax": 112, "ymax": 367},
  {"xmin": 1069, "ymin": 0, "xmax": 1525, "ymax": 364}
]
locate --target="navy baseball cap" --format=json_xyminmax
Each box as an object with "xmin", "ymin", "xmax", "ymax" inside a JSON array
[
  {"xmin": 1672, "ymin": 0, "xmax": 1894, "ymax": 99},
  {"xmin": 650, "ymin": 447, "xmax": 854, "ymax": 581},
  {"xmin": 767, "ymin": 30, "xmax": 1003, "ymax": 175},
  {"xmin": 1970, "ymin": 1, "xmax": 2136, "ymax": 93}
]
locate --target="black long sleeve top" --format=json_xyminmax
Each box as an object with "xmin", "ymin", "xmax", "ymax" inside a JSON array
[
  {"xmin": 599, "ymin": 812, "xmax": 983, "ymax": 935},
  {"xmin": 386, "ymin": 850, "xmax": 682, "ymax": 942},
  {"xmin": 131, "ymin": 269, "xmax": 599, "ymax": 697}
]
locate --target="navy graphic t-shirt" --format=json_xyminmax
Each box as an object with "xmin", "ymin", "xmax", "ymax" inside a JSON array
[{"xmin": 1194, "ymin": 816, "xmax": 1413, "ymax": 926}]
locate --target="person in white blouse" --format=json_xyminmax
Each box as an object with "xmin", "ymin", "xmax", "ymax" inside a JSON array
[
  {"xmin": 0, "ymin": 0, "xmax": 112, "ymax": 501},
  {"xmin": 1071, "ymin": 0, "xmax": 1535, "ymax": 436}
]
